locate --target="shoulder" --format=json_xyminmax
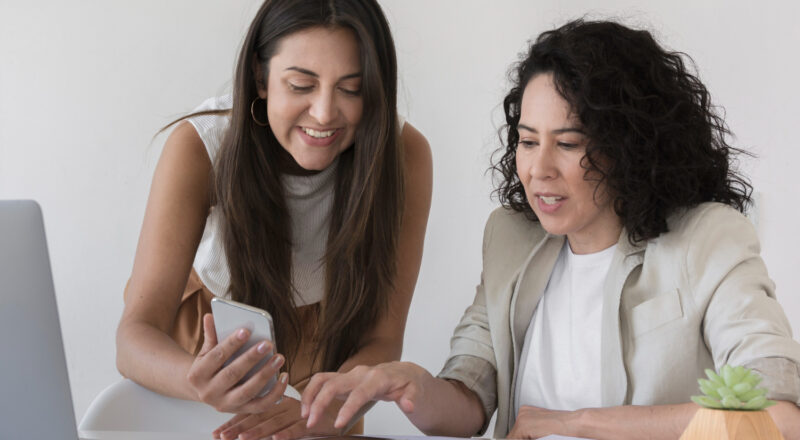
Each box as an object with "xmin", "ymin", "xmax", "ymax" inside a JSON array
[
  {"xmin": 399, "ymin": 122, "xmax": 433, "ymax": 198},
  {"xmin": 661, "ymin": 202, "xmax": 755, "ymax": 249},
  {"xmin": 668, "ymin": 202, "xmax": 751, "ymax": 233},
  {"xmin": 646, "ymin": 202, "xmax": 759, "ymax": 273},
  {"xmin": 483, "ymin": 206, "xmax": 546, "ymax": 260},
  {"xmin": 185, "ymin": 95, "xmax": 233, "ymax": 160},
  {"xmin": 400, "ymin": 122, "xmax": 432, "ymax": 172},
  {"xmin": 161, "ymin": 121, "xmax": 212, "ymax": 175}
]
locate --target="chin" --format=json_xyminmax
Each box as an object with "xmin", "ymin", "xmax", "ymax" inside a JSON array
[
  {"xmin": 540, "ymin": 224, "xmax": 565, "ymax": 235},
  {"xmin": 534, "ymin": 216, "xmax": 568, "ymax": 236},
  {"xmin": 295, "ymin": 156, "xmax": 336, "ymax": 171}
]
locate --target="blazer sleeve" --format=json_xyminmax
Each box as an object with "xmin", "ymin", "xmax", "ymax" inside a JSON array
[
  {"xmin": 687, "ymin": 204, "xmax": 800, "ymax": 405},
  {"xmin": 437, "ymin": 210, "xmax": 499, "ymax": 433}
]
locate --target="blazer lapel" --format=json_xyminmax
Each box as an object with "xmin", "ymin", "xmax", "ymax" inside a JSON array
[
  {"xmin": 600, "ymin": 230, "xmax": 645, "ymax": 406},
  {"xmin": 506, "ymin": 233, "xmax": 564, "ymax": 431}
]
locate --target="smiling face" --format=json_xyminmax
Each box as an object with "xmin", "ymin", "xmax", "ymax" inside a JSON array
[
  {"xmin": 515, "ymin": 73, "xmax": 622, "ymax": 254},
  {"xmin": 257, "ymin": 26, "xmax": 363, "ymax": 171}
]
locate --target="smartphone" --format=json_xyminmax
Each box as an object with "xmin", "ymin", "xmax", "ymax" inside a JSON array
[{"xmin": 210, "ymin": 297, "xmax": 277, "ymax": 397}]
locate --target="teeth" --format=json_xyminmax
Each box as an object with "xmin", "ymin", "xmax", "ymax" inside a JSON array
[
  {"xmin": 540, "ymin": 196, "xmax": 563, "ymax": 205},
  {"xmin": 302, "ymin": 127, "xmax": 336, "ymax": 138}
]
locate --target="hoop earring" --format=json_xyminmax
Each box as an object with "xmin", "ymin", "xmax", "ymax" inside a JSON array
[{"xmin": 250, "ymin": 97, "xmax": 268, "ymax": 127}]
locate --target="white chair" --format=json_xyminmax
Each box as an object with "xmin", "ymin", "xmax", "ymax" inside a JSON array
[
  {"xmin": 78, "ymin": 379, "xmax": 233, "ymax": 440},
  {"xmin": 79, "ymin": 378, "xmax": 303, "ymax": 440}
]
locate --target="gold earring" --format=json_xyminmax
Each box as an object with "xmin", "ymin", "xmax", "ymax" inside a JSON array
[{"xmin": 250, "ymin": 97, "xmax": 268, "ymax": 127}]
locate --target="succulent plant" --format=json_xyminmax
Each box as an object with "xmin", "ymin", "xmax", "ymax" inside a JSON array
[{"xmin": 691, "ymin": 364, "xmax": 776, "ymax": 411}]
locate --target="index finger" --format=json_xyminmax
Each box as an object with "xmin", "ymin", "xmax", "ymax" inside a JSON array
[
  {"xmin": 306, "ymin": 371, "xmax": 379, "ymax": 429},
  {"xmin": 300, "ymin": 372, "xmax": 338, "ymax": 417},
  {"xmin": 196, "ymin": 326, "xmax": 250, "ymax": 377},
  {"xmin": 201, "ymin": 314, "xmax": 218, "ymax": 350}
]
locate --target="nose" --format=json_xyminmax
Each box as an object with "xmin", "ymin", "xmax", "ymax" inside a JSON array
[
  {"xmin": 528, "ymin": 143, "xmax": 557, "ymax": 181},
  {"xmin": 308, "ymin": 90, "xmax": 337, "ymax": 125}
]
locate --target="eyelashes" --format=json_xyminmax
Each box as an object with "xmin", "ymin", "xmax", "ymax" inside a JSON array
[
  {"xmin": 517, "ymin": 140, "xmax": 580, "ymax": 150},
  {"xmin": 288, "ymin": 83, "xmax": 361, "ymax": 96}
]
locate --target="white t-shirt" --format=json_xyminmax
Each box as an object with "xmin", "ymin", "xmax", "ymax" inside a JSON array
[{"xmin": 515, "ymin": 240, "xmax": 617, "ymax": 413}]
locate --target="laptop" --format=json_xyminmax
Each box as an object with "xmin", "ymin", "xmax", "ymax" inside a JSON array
[{"xmin": 0, "ymin": 200, "xmax": 81, "ymax": 439}]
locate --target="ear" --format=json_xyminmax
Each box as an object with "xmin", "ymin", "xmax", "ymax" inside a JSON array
[{"xmin": 252, "ymin": 57, "xmax": 269, "ymax": 99}]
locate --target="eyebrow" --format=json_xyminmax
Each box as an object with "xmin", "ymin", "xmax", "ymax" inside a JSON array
[
  {"xmin": 517, "ymin": 124, "xmax": 586, "ymax": 135},
  {"xmin": 285, "ymin": 66, "xmax": 362, "ymax": 80}
]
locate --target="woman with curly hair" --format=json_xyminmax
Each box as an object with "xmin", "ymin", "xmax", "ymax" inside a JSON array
[{"xmin": 299, "ymin": 19, "xmax": 800, "ymax": 439}]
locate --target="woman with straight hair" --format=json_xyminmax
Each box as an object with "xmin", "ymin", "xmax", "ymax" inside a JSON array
[
  {"xmin": 300, "ymin": 19, "xmax": 800, "ymax": 439},
  {"xmin": 115, "ymin": 1, "xmax": 432, "ymax": 439}
]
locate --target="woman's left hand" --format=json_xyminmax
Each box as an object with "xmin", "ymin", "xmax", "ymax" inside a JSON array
[
  {"xmin": 213, "ymin": 396, "xmax": 341, "ymax": 440},
  {"xmin": 507, "ymin": 405, "xmax": 583, "ymax": 439}
]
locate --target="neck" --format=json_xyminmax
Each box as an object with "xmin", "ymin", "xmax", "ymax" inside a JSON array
[
  {"xmin": 567, "ymin": 220, "xmax": 623, "ymax": 255},
  {"xmin": 275, "ymin": 147, "xmax": 321, "ymax": 176}
]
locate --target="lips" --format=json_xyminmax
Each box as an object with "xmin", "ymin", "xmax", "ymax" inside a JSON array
[
  {"xmin": 534, "ymin": 193, "xmax": 566, "ymax": 214},
  {"xmin": 301, "ymin": 127, "xmax": 336, "ymax": 138},
  {"xmin": 297, "ymin": 126, "xmax": 341, "ymax": 147},
  {"xmin": 539, "ymin": 195, "xmax": 563, "ymax": 205}
]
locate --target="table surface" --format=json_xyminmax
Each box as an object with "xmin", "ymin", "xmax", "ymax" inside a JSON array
[{"xmin": 79, "ymin": 434, "xmax": 590, "ymax": 440}]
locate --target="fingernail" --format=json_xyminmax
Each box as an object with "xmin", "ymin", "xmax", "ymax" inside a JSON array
[
  {"xmin": 271, "ymin": 355, "xmax": 284, "ymax": 367},
  {"xmin": 257, "ymin": 341, "xmax": 268, "ymax": 353},
  {"xmin": 280, "ymin": 372, "xmax": 288, "ymax": 383},
  {"xmin": 237, "ymin": 329, "xmax": 248, "ymax": 340}
]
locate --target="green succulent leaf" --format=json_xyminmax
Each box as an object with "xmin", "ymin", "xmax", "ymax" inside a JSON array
[
  {"xmin": 692, "ymin": 395, "xmax": 723, "ymax": 409},
  {"xmin": 722, "ymin": 365, "xmax": 736, "ymax": 387},
  {"xmin": 692, "ymin": 364, "xmax": 776, "ymax": 411},
  {"xmin": 739, "ymin": 388, "xmax": 767, "ymax": 401},
  {"xmin": 732, "ymin": 382, "xmax": 752, "ymax": 394},
  {"xmin": 721, "ymin": 395, "xmax": 740, "ymax": 407},
  {"xmin": 705, "ymin": 369, "xmax": 725, "ymax": 386},
  {"xmin": 699, "ymin": 381, "xmax": 721, "ymax": 399},
  {"xmin": 743, "ymin": 396, "xmax": 767, "ymax": 410},
  {"xmin": 718, "ymin": 386, "xmax": 735, "ymax": 399}
]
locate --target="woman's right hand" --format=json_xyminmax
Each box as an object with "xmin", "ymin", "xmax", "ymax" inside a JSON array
[
  {"xmin": 187, "ymin": 313, "xmax": 290, "ymax": 413},
  {"xmin": 301, "ymin": 361, "xmax": 432, "ymax": 430}
]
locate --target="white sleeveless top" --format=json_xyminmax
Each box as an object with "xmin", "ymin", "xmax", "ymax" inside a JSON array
[{"xmin": 187, "ymin": 95, "xmax": 404, "ymax": 306}]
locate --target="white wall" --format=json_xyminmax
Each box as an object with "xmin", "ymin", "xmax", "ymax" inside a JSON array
[{"xmin": 1, "ymin": 0, "xmax": 798, "ymax": 435}]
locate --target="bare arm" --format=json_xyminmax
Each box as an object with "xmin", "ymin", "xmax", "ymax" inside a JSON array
[
  {"xmin": 768, "ymin": 401, "xmax": 800, "ymax": 440},
  {"xmin": 510, "ymin": 401, "xmax": 800, "ymax": 440},
  {"xmin": 116, "ymin": 121, "xmax": 284, "ymax": 413},
  {"xmin": 116, "ymin": 121, "xmax": 212, "ymax": 400}
]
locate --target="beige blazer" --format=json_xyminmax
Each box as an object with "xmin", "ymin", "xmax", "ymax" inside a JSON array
[{"xmin": 438, "ymin": 202, "xmax": 800, "ymax": 437}]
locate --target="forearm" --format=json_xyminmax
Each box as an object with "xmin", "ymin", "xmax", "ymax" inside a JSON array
[
  {"xmin": 768, "ymin": 401, "xmax": 800, "ymax": 440},
  {"xmin": 338, "ymin": 336, "xmax": 403, "ymax": 374},
  {"xmin": 116, "ymin": 320, "xmax": 197, "ymax": 400},
  {"xmin": 406, "ymin": 374, "xmax": 485, "ymax": 437},
  {"xmin": 573, "ymin": 403, "xmax": 698, "ymax": 440}
]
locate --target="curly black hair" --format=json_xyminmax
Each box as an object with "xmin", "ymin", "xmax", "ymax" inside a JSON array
[{"xmin": 492, "ymin": 19, "xmax": 752, "ymax": 243}]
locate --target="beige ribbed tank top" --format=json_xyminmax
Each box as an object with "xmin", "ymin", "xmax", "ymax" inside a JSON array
[{"xmin": 188, "ymin": 95, "xmax": 334, "ymax": 306}]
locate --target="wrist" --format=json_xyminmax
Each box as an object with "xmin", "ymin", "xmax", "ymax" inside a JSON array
[
  {"xmin": 570, "ymin": 407, "xmax": 595, "ymax": 438},
  {"xmin": 180, "ymin": 356, "xmax": 204, "ymax": 402}
]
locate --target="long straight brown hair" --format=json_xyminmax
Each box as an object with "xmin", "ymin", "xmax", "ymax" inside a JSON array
[{"xmin": 214, "ymin": 0, "xmax": 403, "ymax": 371}]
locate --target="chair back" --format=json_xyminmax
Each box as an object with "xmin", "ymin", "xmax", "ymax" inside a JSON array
[{"xmin": 79, "ymin": 379, "xmax": 232, "ymax": 440}]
